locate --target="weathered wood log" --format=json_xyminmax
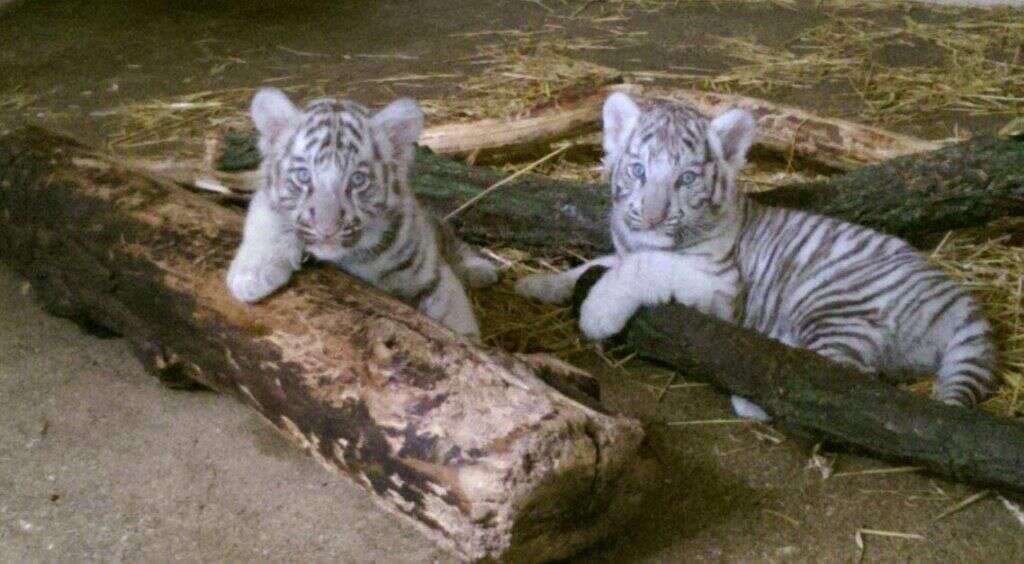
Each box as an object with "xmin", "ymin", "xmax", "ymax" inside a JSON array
[
  {"xmin": 418, "ymin": 89, "xmax": 609, "ymax": 164},
  {"xmin": 571, "ymin": 267, "xmax": 1024, "ymax": 494},
  {"xmin": 203, "ymin": 130, "xmax": 1024, "ymax": 254},
  {"xmin": 749, "ymin": 135, "xmax": 1024, "ymax": 244},
  {"xmin": 0, "ymin": 127, "xmax": 653, "ymax": 562}
]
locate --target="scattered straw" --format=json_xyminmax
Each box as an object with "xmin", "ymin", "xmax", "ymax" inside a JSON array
[
  {"xmin": 751, "ymin": 428, "xmax": 784, "ymax": 445},
  {"xmin": 667, "ymin": 418, "xmax": 755, "ymax": 426},
  {"xmin": 832, "ymin": 466, "xmax": 922, "ymax": 479},
  {"xmin": 443, "ymin": 144, "xmax": 570, "ymax": 220},
  {"xmin": 357, "ymin": 73, "xmax": 463, "ymax": 84},
  {"xmin": 655, "ymin": 372, "xmax": 677, "ymax": 402},
  {"xmin": 422, "ymin": 23, "xmax": 630, "ymax": 124},
  {"xmin": 933, "ymin": 490, "xmax": 991, "ymax": 522},
  {"xmin": 855, "ymin": 528, "xmax": 926, "ymax": 561},
  {"xmin": 806, "ymin": 443, "xmax": 836, "ymax": 480},
  {"xmin": 100, "ymin": 88, "xmax": 256, "ymax": 157},
  {"xmin": 276, "ymin": 45, "xmax": 330, "ymax": 58},
  {"xmin": 0, "ymin": 86, "xmax": 39, "ymax": 112},
  {"xmin": 999, "ymin": 495, "xmax": 1024, "ymax": 529},
  {"xmin": 856, "ymin": 528, "xmax": 926, "ymax": 541},
  {"xmin": 763, "ymin": 509, "xmax": 801, "ymax": 527},
  {"xmin": 680, "ymin": 8, "xmax": 1024, "ymax": 125}
]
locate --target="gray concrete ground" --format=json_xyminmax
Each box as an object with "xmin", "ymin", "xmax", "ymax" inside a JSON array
[{"xmin": 0, "ymin": 270, "xmax": 449, "ymax": 562}]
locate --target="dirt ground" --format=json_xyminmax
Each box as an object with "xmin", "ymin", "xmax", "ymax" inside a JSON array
[{"xmin": 2, "ymin": 1, "xmax": 1023, "ymax": 562}]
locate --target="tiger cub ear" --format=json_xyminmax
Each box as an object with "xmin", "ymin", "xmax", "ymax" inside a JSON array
[
  {"xmin": 250, "ymin": 87, "xmax": 299, "ymax": 153},
  {"xmin": 709, "ymin": 108, "xmax": 756, "ymax": 169},
  {"xmin": 373, "ymin": 98, "xmax": 423, "ymax": 163},
  {"xmin": 602, "ymin": 92, "xmax": 641, "ymax": 162}
]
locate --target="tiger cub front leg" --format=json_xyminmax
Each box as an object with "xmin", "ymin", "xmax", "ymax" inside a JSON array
[
  {"xmin": 515, "ymin": 255, "xmax": 620, "ymax": 305},
  {"xmin": 437, "ymin": 220, "xmax": 499, "ymax": 289},
  {"xmin": 579, "ymin": 251, "xmax": 741, "ymax": 340},
  {"xmin": 449, "ymin": 239, "xmax": 499, "ymax": 289},
  {"xmin": 226, "ymin": 190, "xmax": 304, "ymax": 303},
  {"xmin": 418, "ymin": 265, "xmax": 481, "ymax": 340}
]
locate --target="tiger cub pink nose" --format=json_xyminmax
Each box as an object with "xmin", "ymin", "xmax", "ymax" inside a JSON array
[{"xmin": 641, "ymin": 198, "xmax": 669, "ymax": 226}]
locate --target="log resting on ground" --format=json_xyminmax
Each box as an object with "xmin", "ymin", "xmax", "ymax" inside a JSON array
[
  {"xmin": 0, "ymin": 127, "xmax": 653, "ymax": 562},
  {"xmin": 211, "ymin": 131, "xmax": 1024, "ymax": 253},
  {"xmin": 570, "ymin": 268, "xmax": 1024, "ymax": 495}
]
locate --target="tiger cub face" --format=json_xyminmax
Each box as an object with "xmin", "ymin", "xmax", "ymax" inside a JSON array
[
  {"xmin": 251, "ymin": 88, "xmax": 421, "ymax": 260},
  {"xmin": 601, "ymin": 92, "xmax": 756, "ymax": 253}
]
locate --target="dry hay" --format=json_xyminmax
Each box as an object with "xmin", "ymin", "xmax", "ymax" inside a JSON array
[
  {"xmin": 97, "ymin": 81, "xmax": 343, "ymax": 157},
  {"xmin": 422, "ymin": 29, "xmax": 631, "ymax": 124},
  {"xmin": 686, "ymin": 7, "xmax": 1024, "ymax": 125},
  {"xmin": 101, "ymin": 88, "xmax": 253, "ymax": 154},
  {"xmin": 0, "ymin": 86, "xmax": 39, "ymax": 112},
  {"xmin": 0, "ymin": 86, "xmax": 41, "ymax": 131}
]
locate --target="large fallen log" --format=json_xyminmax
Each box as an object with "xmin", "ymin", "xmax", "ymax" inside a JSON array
[
  {"xmin": 571, "ymin": 268, "xmax": 1024, "ymax": 494},
  {"xmin": 0, "ymin": 127, "xmax": 653, "ymax": 562},
  {"xmin": 203, "ymin": 131, "xmax": 1024, "ymax": 254}
]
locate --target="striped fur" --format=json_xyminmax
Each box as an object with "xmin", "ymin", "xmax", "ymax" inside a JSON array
[
  {"xmin": 517, "ymin": 92, "xmax": 996, "ymax": 409},
  {"xmin": 226, "ymin": 88, "xmax": 496, "ymax": 338}
]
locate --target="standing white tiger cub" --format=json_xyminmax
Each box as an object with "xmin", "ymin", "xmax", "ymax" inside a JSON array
[
  {"xmin": 227, "ymin": 88, "xmax": 497, "ymax": 338},
  {"xmin": 517, "ymin": 92, "xmax": 996, "ymax": 416}
]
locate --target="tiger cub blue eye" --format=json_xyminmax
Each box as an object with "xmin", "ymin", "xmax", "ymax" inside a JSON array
[
  {"xmin": 292, "ymin": 169, "xmax": 311, "ymax": 184},
  {"xmin": 349, "ymin": 171, "xmax": 368, "ymax": 188},
  {"xmin": 628, "ymin": 163, "xmax": 646, "ymax": 181},
  {"xmin": 678, "ymin": 171, "xmax": 697, "ymax": 186}
]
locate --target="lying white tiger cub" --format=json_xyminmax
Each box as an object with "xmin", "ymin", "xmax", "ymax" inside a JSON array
[
  {"xmin": 518, "ymin": 92, "xmax": 996, "ymax": 418},
  {"xmin": 226, "ymin": 88, "xmax": 497, "ymax": 338}
]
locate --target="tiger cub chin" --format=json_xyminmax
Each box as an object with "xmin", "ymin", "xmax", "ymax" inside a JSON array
[
  {"xmin": 517, "ymin": 92, "xmax": 996, "ymax": 416},
  {"xmin": 226, "ymin": 88, "xmax": 498, "ymax": 339}
]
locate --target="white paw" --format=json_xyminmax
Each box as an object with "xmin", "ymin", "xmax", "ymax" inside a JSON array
[
  {"xmin": 731, "ymin": 395, "xmax": 771, "ymax": 422},
  {"xmin": 226, "ymin": 262, "xmax": 294, "ymax": 303},
  {"xmin": 440, "ymin": 302, "xmax": 481, "ymax": 340},
  {"xmin": 459, "ymin": 258, "xmax": 499, "ymax": 289},
  {"xmin": 515, "ymin": 273, "xmax": 572, "ymax": 304},
  {"xmin": 578, "ymin": 294, "xmax": 635, "ymax": 340}
]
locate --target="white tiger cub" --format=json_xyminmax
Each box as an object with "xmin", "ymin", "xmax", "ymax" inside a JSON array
[
  {"xmin": 227, "ymin": 88, "xmax": 497, "ymax": 338},
  {"xmin": 517, "ymin": 92, "xmax": 996, "ymax": 417}
]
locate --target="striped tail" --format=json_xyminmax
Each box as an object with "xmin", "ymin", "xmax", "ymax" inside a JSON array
[{"xmin": 933, "ymin": 311, "xmax": 997, "ymax": 407}]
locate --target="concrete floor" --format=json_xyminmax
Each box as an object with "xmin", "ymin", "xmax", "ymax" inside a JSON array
[
  {"xmin": 0, "ymin": 270, "xmax": 449, "ymax": 562},
  {"xmin": 2, "ymin": 1, "xmax": 1024, "ymax": 562}
]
